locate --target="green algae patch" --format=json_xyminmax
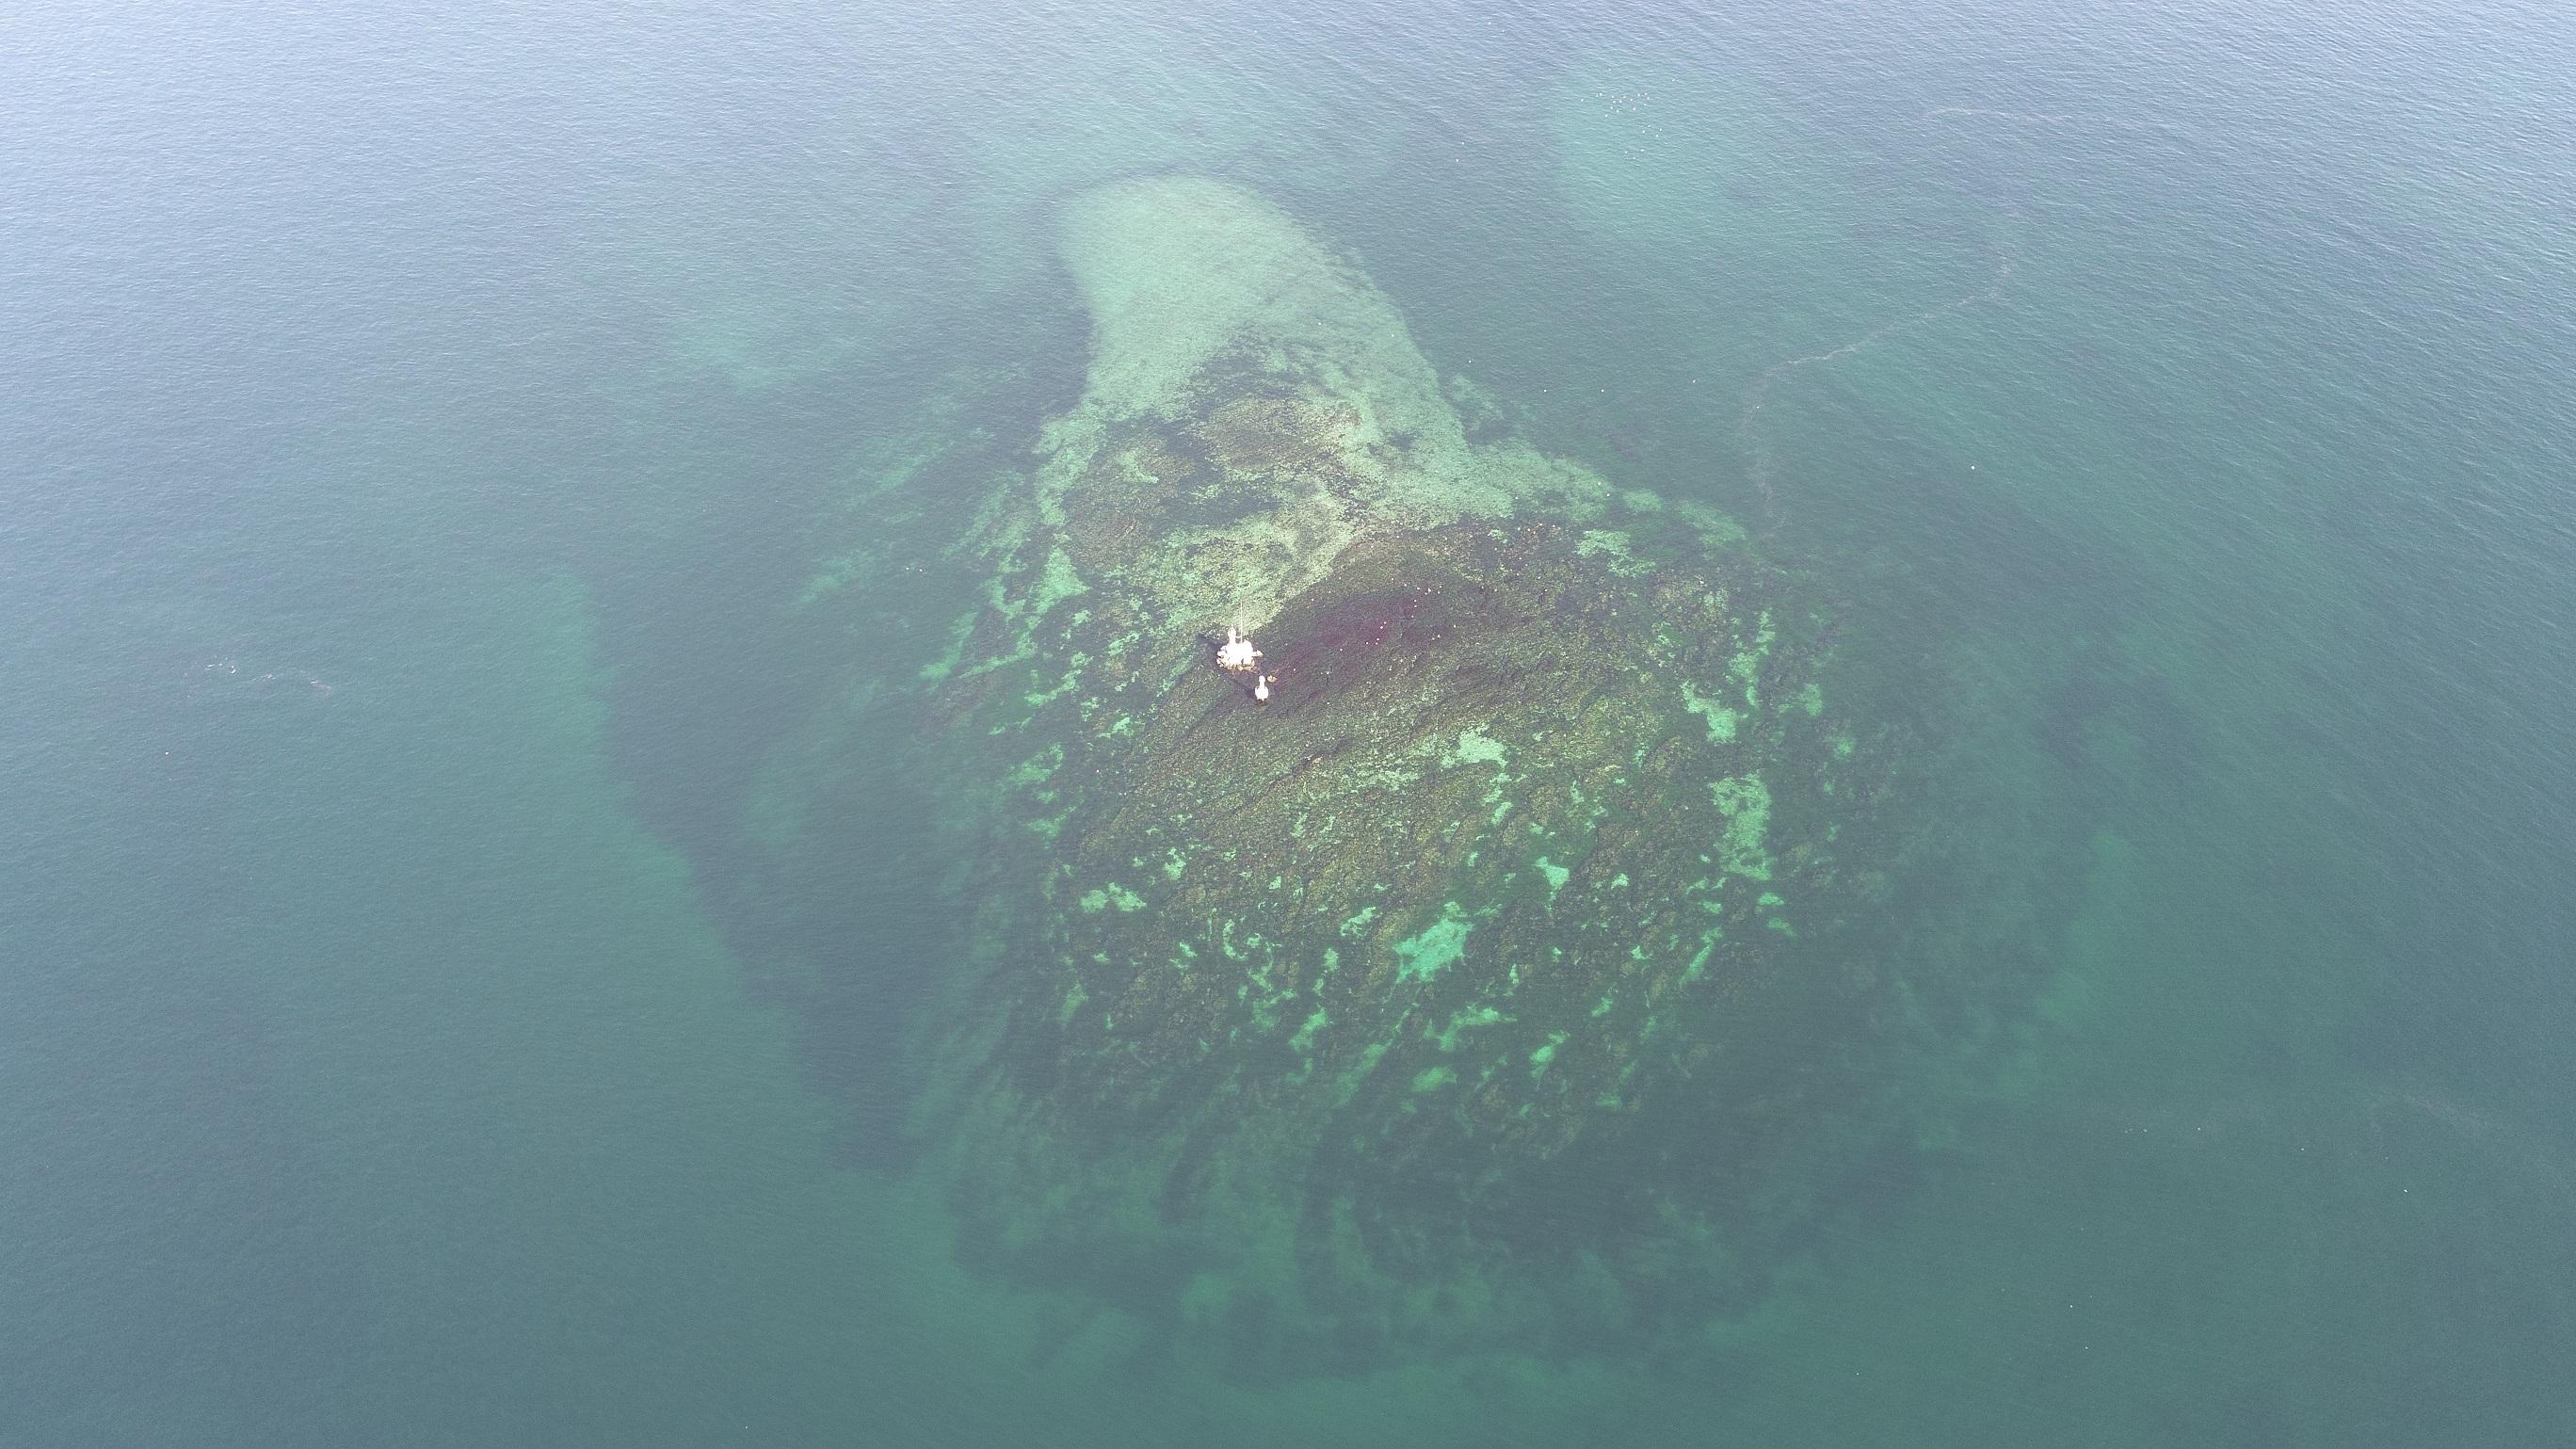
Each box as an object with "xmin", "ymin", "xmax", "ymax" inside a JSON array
[
  {"xmin": 1712, "ymin": 774, "xmax": 1774, "ymax": 881},
  {"xmin": 1393, "ymin": 912, "xmax": 1473, "ymax": 985},
  {"xmin": 1536, "ymin": 856, "xmax": 1571, "ymax": 900},
  {"xmin": 1077, "ymin": 882, "xmax": 1147, "ymax": 913},
  {"xmin": 1409, "ymin": 1065, "xmax": 1457, "ymax": 1093},
  {"xmin": 1006, "ymin": 743, "xmax": 1065, "ymax": 789},
  {"xmin": 1442, "ymin": 728, "xmax": 1510, "ymax": 770},
  {"xmin": 1029, "ymin": 547, "xmax": 1087, "ymax": 619},
  {"xmin": 1575, "ymin": 528, "xmax": 1655, "ymax": 575},
  {"xmin": 1333, "ymin": 1040, "xmax": 1391, "ymax": 1106},
  {"xmin": 1682, "ymin": 680, "xmax": 1741, "ymax": 743},
  {"xmin": 915, "ymin": 613, "xmax": 978, "ymax": 684},
  {"xmin": 1427, "ymin": 1004, "xmax": 1506, "ymax": 1053}
]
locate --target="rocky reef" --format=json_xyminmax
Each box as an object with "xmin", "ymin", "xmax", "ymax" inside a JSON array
[{"xmin": 901, "ymin": 177, "xmax": 1907, "ymax": 1369}]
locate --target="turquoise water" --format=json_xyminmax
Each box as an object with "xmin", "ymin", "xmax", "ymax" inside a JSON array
[{"xmin": 5, "ymin": 2, "xmax": 2572, "ymax": 1443}]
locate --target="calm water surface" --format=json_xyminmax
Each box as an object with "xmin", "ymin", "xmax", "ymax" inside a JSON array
[{"xmin": 5, "ymin": 2, "xmax": 2571, "ymax": 1444}]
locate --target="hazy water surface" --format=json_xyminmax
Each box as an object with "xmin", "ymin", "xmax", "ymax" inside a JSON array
[{"xmin": 5, "ymin": 2, "xmax": 2572, "ymax": 1444}]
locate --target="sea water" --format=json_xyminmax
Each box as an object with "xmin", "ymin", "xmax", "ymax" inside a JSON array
[{"xmin": 5, "ymin": 2, "xmax": 2571, "ymax": 1444}]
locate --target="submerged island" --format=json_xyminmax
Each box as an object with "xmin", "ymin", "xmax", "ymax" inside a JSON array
[{"xmin": 884, "ymin": 176, "xmax": 1918, "ymax": 1369}]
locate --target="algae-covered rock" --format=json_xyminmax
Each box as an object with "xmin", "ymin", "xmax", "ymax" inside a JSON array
[{"xmin": 905, "ymin": 177, "xmax": 1893, "ymax": 1367}]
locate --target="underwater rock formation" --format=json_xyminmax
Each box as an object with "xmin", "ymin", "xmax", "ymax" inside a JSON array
[{"xmin": 907, "ymin": 177, "xmax": 1895, "ymax": 1367}]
